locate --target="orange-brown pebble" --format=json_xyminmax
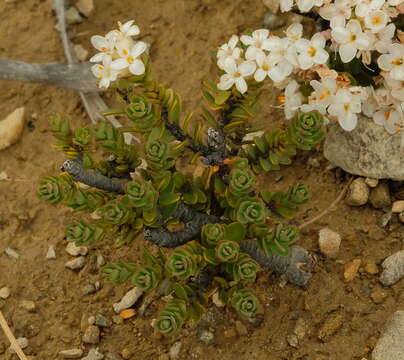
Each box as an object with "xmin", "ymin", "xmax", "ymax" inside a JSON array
[
  {"xmin": 344, "ymin": 259, "xmax": 362, "ymax": 281},
  {"xmin": 120, "ymin": 308, "xmax": 136, "ymax": 319}
]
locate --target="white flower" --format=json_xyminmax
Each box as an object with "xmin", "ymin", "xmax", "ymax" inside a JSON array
[
  {"xmin": 296, "ymin": 0, "xmax": 324, "ymax": 12},
  {"xmin": 331, "ymin": 20, "xmax": 371, "ymax": 63},
  {"xmin": 91, "ymin": 55, "xmax": 119, "ymax": 89},
  {"xmin": 218, "ymin": 58, "xmax": 256, "ymax": 94},
  {"xmin": 118, "ymin": 20, "xmax": 140, "ymax": 38},
  {"xmin": 328, "ymin": 88, "xmax": 362, "ymax": 131},
  {"xmin": 387, "ymin": 0, "xmax": 401, "ymax": 5},
  {"xmin": 111, "ymin": 41, "xmax": 147, "ymax": 75},
  {"xmin": 90, "ymin": 32, "xmax": 117, "ymax": 62},
  {"xmin": 355, "ymin": 0, "xmax": 385, "ymax": 17},
  {"xmin": 240, "ymin": 29, "xmax": 271, "ymax": 60},
  {"xmin": 301, "ymin": 77, "xmax": 337, "ymax": 114},
  {"xmin": 285, "ymin": 23, "xmax": 303, "ymax": 42},
  {"xmin": 378, "ymin": 44, "xmax": 404, "ymax": 81},
  {"xmin": 364, "ymin": 10, "xmax": 389, "ymax": 33},
  {"xmin": 383, "ymin": 71, "xmax": 404, "ymax": 101},
  {"xmin": 254, "ymin": 51, "xmax": 293, "ymax": 83},
  {"xmin": 284, "ymin": 80, "xmax": 303, "ymax": 119},
  {"xmin": 217, "ymin": 35, "xmax": 241, "ymax": 70},
  {"xmin": 295, "ymin": 33, "xmax": 329, "ymax": 70},
  {"xmin": 373, "ymin": 106, "xmax": 404, "ymax": 134},
  {"xmin": 373, "ymin": 23, "xmax": 396, "ymax": 53},
  {"xmin": 319, "ymin": 0, "xmax": 352, "ymax": 28}
]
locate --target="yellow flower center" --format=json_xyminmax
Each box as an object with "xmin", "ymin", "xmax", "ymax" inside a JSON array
[
  {"xmin": 277, "ymin": 96, "xmax": 286, "ymax": 103},
  {"xmin": 343, "ymin": 104, "xmax": 350, "ymax": 111},
  {"xmin": 391, "ymin": 58, "xmax": 403, "ymax": 66},
  {"xmin": 372, "ymin": 16, "xmax": 381, "ymax": 24},
  {"xmin": 350, "ymin": 34, "xmax": 357, "ymax": 42},
  {"xmin": 262, "ymin": 63, "xmax": 270, "ymax": 71},
  {"xmin": 308, "ymin": 46, "xmax": 316, "ymax": 57},
  {"xmin": 101, "ymin": 47, "xmax": 108, "ymax": 52},
  {"xmin": 319, "ymin": 90, "xmax": 330, "ymax": 100},
  {"xmin": 127, "ymin": 56, "xmax": 134, "ymax": 64},
  {"xmin": 234, "ymin": 71, "xmax": 241, "ymax": 78},
  {"xmin": 122, "ymin": 49, "xmax": 129, "ymax": 56},
  {"xmin": 385, "ymin": 111, "xmax": 391, "ymax": 120}
]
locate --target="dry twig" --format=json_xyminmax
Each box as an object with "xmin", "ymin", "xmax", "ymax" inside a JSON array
[{"xmin": 0, "ymin": 311, "xmax": 28, "ymax": 360}]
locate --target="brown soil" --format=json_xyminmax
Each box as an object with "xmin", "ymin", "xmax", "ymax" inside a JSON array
[{"xmin": 0, "ymin": 1, "xmax": 403, "ymax": 359}]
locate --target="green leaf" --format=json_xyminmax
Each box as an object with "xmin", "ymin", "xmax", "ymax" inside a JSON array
[
  {"xmin": 201, "ymin": 106, "xmax": 218, "ymax": 127},
  {"xmin": 224, "ymin": 222, "xmax": 246, "ymax": 243},
  {"xmin": 172, "ymin": 283, "xmax": 189, "ymax": 300},
  {"xmin": 159, "ymin": 191, "xmax": 180, "ymax": 206}
]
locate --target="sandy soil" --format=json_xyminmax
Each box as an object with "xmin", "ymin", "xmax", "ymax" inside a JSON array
[{"xmin": 0, "ymin": 0, "xmax": 403, "ymax": 359}]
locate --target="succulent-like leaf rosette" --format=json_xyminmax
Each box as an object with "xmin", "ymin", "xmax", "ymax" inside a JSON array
[
  {"xmin": 155, "ymin": 299, "xmax": 188, "ymax": 334},
  {"xmin": 236, "ymin": 197, "xmax": 267, "ymax": 224},
  {"xmin": 99, "ymin": 200, "xmax": 130, "ymax": 225},
  {"xmin": 65, "ymin": 221, "xmax": 104, "ymax": 245},
  {"xmin": 226, "ymin": 253, "xmax": 260, "ymax": 281},
  {"xmin": 145, "ymin": 139, "xmax": 174, "ymax": 170},
  {"xmin": 132, "ymin": 265, "xmax": 161, "ymax": 291},
  {"xmin": 230, "ymin": 288, "xmax": 260, "ymax": 318},
  {"xmin": 126, "ymin": 95, "xmax": 161, "ymax": 132},
  {"xmin": 287, "ymin": 183, "xmax": 309, "ymax": 206},
  {"xmin": 201, "ymin": 223, "xmax": 225, "ymax": 247},
  {"xmin": 228, "ymin": 168, "xmax": 256, "ymax": 197},
  {"xmin": 72, "ymin": 127, "xmax": 92, "ymax": 147},
  {"xmin": 37, "ymin": 175, "xmax": 73, "ymax": 204},
  {"xmin": 215, "ymin": 240, "xmax": 240, "ymax": 263},
  {"xmin": 289, "ymin": 112, "xmax": 324, "ymax": 150},
  {"xmin": 258, "ymin": 224, "xmax": 299, "ymax": 256},
  {"xmin": 126, "ymin": 178, "xmax": 157, "ymax": 209},
  {"xmin": 165, "ymin": 241, "xmax": 203, "ymax": 280}
]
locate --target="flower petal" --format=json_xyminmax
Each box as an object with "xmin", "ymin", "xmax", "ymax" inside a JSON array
[
  {"xmin": 338, "ymin": 113, "xmax": 358, "ymax": 131},
  {"xmin": 129, "ymin": 59, "xmax": 146, "ymax": 75},
  {"xmin": 240, "ymin": 35, "xmax": 253, "ymax": 46},
  {"xmin": 111, "ymin": 58, "xmax": 129, "ymax": 70},
  {"xmin": 235, "ymin": 77, "xmax": 248, "ymax": 94},
  {"xmin": 254, "ymin": 68, "xmax": 267, "ymax": 82},
  {"xmin": 89, "ymin": 53, "xmax": 104, "ymax": 62},
  {"xmin": 218, "ymin": 74, "xmax": 235, "ymax": 90},
  {"xmin": 339, "ymin": 44, "xmax": 357, "ymax": 63},
  {"xmin": 131, "ymin": 41, "xmax": 147, "ymax": 58},
  {"xmin": 223, "ymin": 57, "xmax": 237, "ymax": 75},
  {"xmin": 239, "ymin": 60, "xmax": 257, "ymax": 77},
  {"xmin": 91, "ymin": 35, "xmax": 108, "ymax": 51}
]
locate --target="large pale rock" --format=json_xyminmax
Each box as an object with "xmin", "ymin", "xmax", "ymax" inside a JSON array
[
  {"xmin": 0, "ymin": 107, "xmax": 25, "ymax": 150},
  {"xmin": 324, "ymin": 120, "xmax": 404, "ymax": 180},
  {"xmin": 372, "ymin": 311, "xmax": 404, "ymax": 360},
  {"xmin": 380, "ymin": 250, "xmax": 404, "ymax": 286}
]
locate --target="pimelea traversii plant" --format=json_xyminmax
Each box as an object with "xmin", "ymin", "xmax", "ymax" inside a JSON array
[{"xmin": 38, "ymin": 20, "xmax": 326, "ymax": 334}]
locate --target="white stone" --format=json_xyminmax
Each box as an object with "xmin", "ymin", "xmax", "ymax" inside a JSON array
[
  {"xmin": 365, "ymin": 178, "xmax": 379, "ymax": 188},
  {"xmin": 345, "ymin": 178, "xmax": 369, "ymax": 206},
  {"xmin": 113, "ymin": 287, "xmax": 143, "ymax": 314},
  {"xmin": 380, "ymin": 250, "xmax": 404, "ymax": 286},
  {"xmin": 0, "ymin": 171, "xmax": 8, "ymax": 181},
  {"xmin": 318, "ymin": 228, "xmax": 341, "ymax": 259},
  {"xmin": 59, "ymin": 348, "xmax": 84, "ymax": 359},
  {"xmin": 0, "ymin": 287, "xmax": 10, "ymax": 299},
  {"xmin": 82, "ymin": 348, "xmax": 104, "ymax": 360},
  {"xmin": 73, "ymin": 44, "xmax": 89, "ymax": 61},
  {"xmin": 9, "ymin": 337, "xmax": 28, "ymax": 354},
  {"xmin": 76, "ymin": 0, "xmax": 95, "ymax": 17},
  {"xmin": 392, "ymin": 201, "xmax": 404, "ymax": 213},
  {"xmin": 66, "ymin": 242, "xmax": 88, "ymax": 256},
  {"xmin": 4, "ymin": 247, "xmax": 19, "ymax": 259},
  {"xmin": 46, "ymin": 245, "xmax": 56, "ymax": 259},
  {"xmin": 65, "ymin": 256, "xmax": 86, "ymax": 270},
  {"xmin": 0, "ymin": 108, "xmax": 25, "ymax": 151},
  {"xmin": 65, "ymin": 7, "xmax": 82, "ymax": 24},
  {"xmin": 169, "ymin": 342, "xmax": 182, "ymax": 360}
]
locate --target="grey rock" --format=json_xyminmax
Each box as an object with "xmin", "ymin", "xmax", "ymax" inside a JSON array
[
  {"xmin": 4, "ymin": 247, "xmax": 19, "ymax": 259},
  {"xmin": 324, "ymin": 120, "xmax": 404, "ymax": 180},
  {"xmin": 59, "ymin": 348, "xmax": 84, "ymax": 359},
  {"xmin": 113, "ymin": 287, "xmax": 143, "ymax": 313},
  {"xmin": 82, "ymin": 284, "xmax": 96, "ymax": 295},
  {"xmin": 94, "ymin": 313, "xmax": 111, "ymax": 328},
  {"xmin": 372, "ymin": 311, "xmax": 404, "ymax": 360},
  {"xmin": 369, "ymin": 183, "xmax": 391, "ymax": 209},
  {"xmin": 169, "ymin": 342, "xmax": 182, "ymax": 360},
  {"xmin": 9, "ymin": 337, "xmax": 28, "ymax": 354},
  {"xmin": 380, "ymin": 250, "xmax": 404, "ymax": 286},
  {"xmin": 287, "ymin": 334, "xmax": 299, "ymax": 348},
  {"xmin": 318, "ymin": 228, "xmax": 341, "ymax": 259},
  {"xmin": 293, "ymin": 318, "xmax": 308, "ymax": 340},
  {"xmin": 82, "ymin": 348, "xmax": 104, "ymax": 360},
  {"xmin": 65, "ymin": 256, "xmax": 86, "ymax": 270},
  {"xmin": 46, "ymin": 245, "xmax": 56, "ymax": 259},
  {"xmin": 82, "ymin": 325, "xmax": 100, "ymax": 344},
  {"xmin": 20, "ymin": 300, "xmax": 36, "ymax": 312},
  {"xmin": 392, "ymin": 200, "xmax": 404, "ymax": 213},
  {"xmin": 345, "ymin": 178, "xmax": 369, "ymax": 206},
  {"xmin": 65, "ymin": 7, "xmax": 82, "ymax": 25},
  {"xmin": 378, "ymin": 211, "xmax": 393, "ymax": 228},
  {"xmin": 198, "ymin": 330, "xmax": 214, "ymax": 344},
  {"xmin": 66, "ymin": 242, "xmax": 88, "ymax": 256},
  {"xmin": 200, "ymin": 306, "xmax": 224, "ymax": 326},
  {"xmin": 0, "ymin": 287, "xmax": 10, "ymax": 299}
]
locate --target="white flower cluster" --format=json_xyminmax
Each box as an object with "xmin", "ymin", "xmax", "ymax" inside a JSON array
[
  {"xmin": 90, "ymin": 20, "xmax": 147, "ymax": 88},
  {"xmin": 216, "ymin": 1, "xmax": 404, "ymax": 133}
]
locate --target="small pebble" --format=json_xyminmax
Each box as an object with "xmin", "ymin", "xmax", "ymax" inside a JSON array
[
  {"xmin": 82, "ymin": 348, "xmax": 104, "ymax": 360},
  {"xmin": 82, "ymin": 326, "xmax": 100, "ymax": 344},
  {"xmin": 371, "ymin": 287, "xmax": 387, "ymax": 304},
  {"xmin": 378, "ymin": 211, "xmax": 393, "ymax": 228},
  {"xmin": 0, "ymin": 108, "xmax": 25, "ymax": 151},
  {"xmin": 121, "ymin": 348, "xmax": 131, "ymax": 359},
  {"xmin": 287, "ymin": 334, "xmax": 299, "ymax": 348},
  {"xmin": 105, "ymin": 354, "xmax": 123, "ymax": 360},
  {"xmin": 318, "ymin": 312, "xmax": 344, "ymax": 340},
  {"xmin": 65, "ymin": 7, "xmax": 82, "ymax": 24},
  {"xmin": 399, "ymin": 212, "xmax": 404, "ymax": 224},
  {"xmin": 59, "ymin": 348, "xmax": 84, "ymax": 359},
  {"xmin": 345, "ymin": 178, "xmax": 369, "ymax": 206},
  {"xmin": 365, "ymin": 178, "xmax": 379, "ymax": 188},
  {"xmin": 96, "ymin": 255, "xmax": 105, "ymax": 268},
  {"xmin": 169, "ymin": 342, "xmax": 182, "ymax": 360},
  {"xmin": 94, "ymin": 281, "xmax": 101, "ymax": 291},
  {"xmin": 112, "ymin": 315, "xmax": 123, "ymax": 325},
  {"xmin": 66, "ymin": 242, "xmax": 88, "ymax": 256},
  {"xmin": 88, "ymin": 316, "xmax": 96, "ymax": 325},
  {"xmin": 235, "ymin": 320, "xmax": 248, "ymax": 336},
  {"xmin": 0, "ymin": 171, "xmax": 8, "ymax": 181},
  {"xmin": 46, "ymin": 245, "xmax": 56, "ymax": 259},
  {"xmin": 318, "ymin": 228, "xmax": 341, "ymax": 259},
  {"xmin": 113, "ymin": 287, "xmax": 143, "ymax": 314},
  {"xmin": 0, "ymin": 287, "xmax": 10, "ymax": 299},
  {"xmin": 293, "ymin": 318, "xmax": 308, "ymax": 340},
  {"xmin": 263, "ymin": 12, "xmax": 286, "ymax": 29},
  {"xmin": 224, "ymin": 329, "xmax": 237, "ymax": 338},
  {"xmin": 65, "ymin": 256, "xmax": 86, "ymax": 270},
  {"xmin": 94, "ymin": 313, "xmax": 111, "ymax": 328},
  {"xmin": 198, "ymin": 330, "xmax": 214, "ymax": 344},
  {"xmin": 369, "ymin": 183, "xmax": 391, "ymax": 209},
  {"xmin": 380, "ymin": 250, "xmax": 404, "ymax": 286},
  {"xmin": 9, "ymin": 337, "xmax": 28, "ymax": 354},
  {"xmin": 4, "ymin": 247, "xmax": 19, "ymax": 259},
  {"xmin": 76, "ymin": 0, "xmax": 95, "ymax": 17},
  {"xmin": 392, "ymin": 200, "xmax": 404, "ymax": 213},
  {"xmin": 20, "ymin": 300, "xmax": 36, "ymax": 312},
  {"xmin": 365, "ymin": 262, "xmax": 379, "ymax": 275},
  {"xmin": 344, "ymin": 259, "xmax": 362, "ymax": 281},
  {"xmin": 73, "ymin": 44, "xmax": 88, "ymax": 61},
  {"xmin": 82, "ymin": 284, "xmax": 96, "ymax": 295},
  {"xmin": 307, "ymin": 156, "xmax": 321, "ymax": 168}
]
